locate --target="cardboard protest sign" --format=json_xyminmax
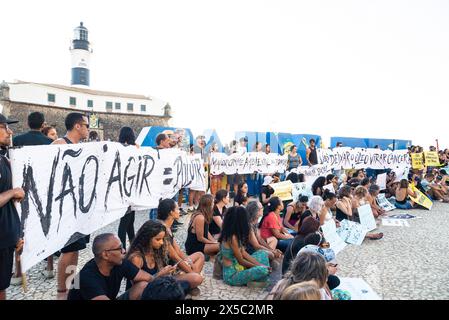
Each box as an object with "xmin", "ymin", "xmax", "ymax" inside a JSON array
[
  {"xmin": 336, "ymin": 278, "xmax": 381, "ymax": 300},
  {"xmin": 290, "ymin": 165, "xmax": 332, "ymax": 187},
  {"xmin": 376, "ymin": 194, "xmax": 395, "ymax": 211},
  {"xmin": 291, "ymin": 182, "xmax": 313, "ymax": 201},
  {"xmin": 382, "ymin": 219, "xmax": 410, "ymax": 227},
  {"xmin": 357, "ymin": 204, "xmax": 377, "ymax": 231},
  {"xmin": 336, "ymin": 219, "xmax": 368, "ymax": 245},
  {"xmin": 411, "ymin": 153, "xmax": 424, "ymax": 170},
  {"xmin": 376, "ymin": 173, "xmax": 387, "ymax": 190},
  {"xmin": 424, "ymin": 151, "xmax": 440, "ymax": 167},
  {"xmin": 321, "ymin": 220, "xmax": 347, "ymax": 255},
  {"xmin": 269, "ymin": 180, "xmax": 293, "ymax": 201},
  {"xmin": 10, "ymin": 143, "xmax": 207, "ymax": 272},
  {"xmin": 410, "ymin": 185, "xmax": 433, "ymax": 210}
]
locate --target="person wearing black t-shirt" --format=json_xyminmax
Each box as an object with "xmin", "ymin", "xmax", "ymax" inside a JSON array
[
  {"xmin": 52, "ymin": 112, "xmax": 90, "ymax": 299},
  {"xmin": 67, "ymin": 233, "xmax": 153, "ymax": 300},
  {"xmin": 0, "ymin": 114, "xmax": 25, "ymax": 300}
]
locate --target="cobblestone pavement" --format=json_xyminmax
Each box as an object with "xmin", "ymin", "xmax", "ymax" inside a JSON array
[{"xmin": 7, "ymin": 203, "xmax": 449, "ymax": 300}]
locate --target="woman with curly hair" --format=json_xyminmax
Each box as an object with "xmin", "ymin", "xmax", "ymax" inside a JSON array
[
  {"xmin": 126, "ymin": 220, "xmax": 202, "ymax": 292},
  {"xmin": 219, "ymin": 206, "xmax": 271, "ymax": 286}
]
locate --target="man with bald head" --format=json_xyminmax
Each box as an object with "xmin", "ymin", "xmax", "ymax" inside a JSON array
[{"xmin": 67, "ymin": 233, "xmax": 153, "ymax": 300}]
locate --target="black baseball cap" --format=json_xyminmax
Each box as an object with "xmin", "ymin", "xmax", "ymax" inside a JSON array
[{"xmin": 0, "ymin": 114, "xmax": 18, "ymax": 124}]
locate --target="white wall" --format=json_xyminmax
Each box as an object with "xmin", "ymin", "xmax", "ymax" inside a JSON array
[{"xmin": 8, "ymin": 82, "xmax": 166, "ymax": 116}]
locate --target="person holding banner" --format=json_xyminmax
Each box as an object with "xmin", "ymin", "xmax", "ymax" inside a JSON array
[
  {"xmin": 306, "ymin": 139, "xmax": 319, "ymax": 166},
  {"xmin": 351, "ymin": 186, "xmax": 384, "ymax": 240},
  {"xmin": 259, "ymin": 197, "xmax": 294, "ymax": 253},
  {"xmin": 52, "ymin": 112, "xmax": 91, "ymax": 299},
  {"xmin": 287, "ymin": 145, "xmax": 302, "ymax": 171},
  {"xmin": 368, "ymin": 184, "xmax": 386, "ymax": 218},
  {"xmin": 0, "ymin": 114, "xmax": 25, "ymax": 300}
]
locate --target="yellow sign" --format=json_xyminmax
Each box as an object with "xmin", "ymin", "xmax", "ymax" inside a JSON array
[
  {"xmin": 410, "ymin": 185, "xmax": 433, "ymax": 210},
  {"xmin": 411, "ymin": 153, "xmax": 424, "ymax": 170},
  {"xmin": 424, "ymin": 151, "xmax": 440, "ymax": 167},
  {"xmin": 269, "ymin": 180, "xmax": 293, "ymax": 201}
]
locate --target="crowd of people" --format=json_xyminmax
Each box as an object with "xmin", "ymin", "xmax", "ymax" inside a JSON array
[{"xmin": 1, "ymin": 111, "xmax": 448, "ymax": 300}]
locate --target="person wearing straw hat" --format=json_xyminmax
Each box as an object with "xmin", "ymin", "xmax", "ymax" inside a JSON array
[{"xmin": 0, "ymin": 114, "xmax": 25, "ymax": 300}]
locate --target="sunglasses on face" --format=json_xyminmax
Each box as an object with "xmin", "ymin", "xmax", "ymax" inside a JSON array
[{"xmin": 104, "ymin": 245, "xmax": 125, "ymax": 253}]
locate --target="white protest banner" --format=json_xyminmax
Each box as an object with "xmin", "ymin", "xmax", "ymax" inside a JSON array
[
  {"xmin": 322, "ymin": 183, "xmax": 335, "ymax": 194},
  {"xmin": 357, "ymin": 204, "xmax": 377, "ymax": 231},
  {"xmin": 10, "ymin": 142, "xmax": 206, "ymax": 272},
  {"xmin": 291, "ymin": 182, "xmax": 313, "ymax": 201},
  {"xmin": 290, "ymin": 164, "xmax": 332, "ymax": 187},
  {"xmin": 382, "ymin": 219, "xmax": 410, "ymax": 227},
  {"xmin": 376, "ymin": 173, "xmax": 387, "ymax": 190},
  {"xmin": 321, "ymin": 220, "xmax": 347, "ymax": 255},
  {"xmin": 376, "ymin": 194, "xmax": 395, "ymax": 212},
  {"xmin": 209, "ymin": 152, "xmax": 288, "ymax": 175},
  {"xmin": 336, "ymin": 278, "xmax": 381, "ymax": 300},
  {"xmin": 317, "ymin": 147, "xmax": 410, "ymax": 170},
  {"xmin": 336, "ymin": 219, "xmax": 368, "ymax": 245},
  {"xmin": 269, "ymin": 180, "xmax": 293, "ymax": 201}
]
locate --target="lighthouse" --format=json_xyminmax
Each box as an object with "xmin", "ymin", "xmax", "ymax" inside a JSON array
[{"xmin": 70, "ymin": 22, "xmax": 92, "ymax": 87}]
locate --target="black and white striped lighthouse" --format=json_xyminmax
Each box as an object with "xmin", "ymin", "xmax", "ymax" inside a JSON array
[{"xmin": 70, "ymin": 22, "xmax": 92, "ymax": 87}]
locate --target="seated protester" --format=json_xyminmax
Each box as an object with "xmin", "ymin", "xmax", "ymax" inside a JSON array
[
  {"xmin": 269, "ymin": 251, "xmax": 330, "ymax": 300},
  {"xmin": 311, "ymin": 176, "xmax": 326, "ymax": 196},
  {"xmin": 259, "ymin": 197, "xmax": 294, "ymax": 253},
  {"xmin": 423, "ymin": 174, "xmax": 449, "ymax": 202},
  {"xmin": 281, "ymin": 217, "xmax": 320, "ymax": 275},
  {"xmin": 297, "ymin": 196, "xmax": 324, "ymax": 228},
  {"xmin": 298, "ymin": 173, "xmax": 306, "ymax": 183},
  {"xmin": 279, "ymin": 281, "xmax": 322, "ymax": 300},
  {"xmin": 283, "ymin": 195, "xmax": 309, "ymax": 232},
  {"xmin": 395, "ymin": 179, "xmax": 417, "ymax": 209},
  {"xmin": 286, "ymin": 172, "xmax": 299, "ymax": 183},
  {"xmin": 157, "ymin": 199, "xmax": 205, "ymax": 276},
  {"xmin": 325, "ymin": 174, "xmax": 339, "ymax": 192},
  {"xmin": 126, "ymin": 221, "xmax": 201, "ymax": 293},
  {"xmin": 367, "ymin": 184, "xmax": 386, "ymax": 218},
  {"xmin": 260, "ymin": 176, "xmax": 275, "ymax": 207},
  {"xmin": 335, "ymin": 185, "xmax": 353, "ymax": 221},
  {"xmin": 385, "ymin": 171, "xmax": 399, "ymax": 198},
  {"xmin": 140, "ymin": 276, "xmax": 185, "ymax": 300},
  {"xmin": 219, "ymin": 206, "xmax": 271, "ymax": 286},
  {"xmin": 185, "ymin": 194, "xmax": 220, "ymax": 256},
  {"xmin": 360, "ymin": 177, "xmax": 371, "ymax": 190},
  {"xmin": 319, "ymin": 190, "xmax": 339, "ymax": 226},
  {"xmin": 352, "ymin": 169, "xmax": 366, "ymax": 180},
  {"xmin": 67, "ymin": 233, "xmax": 152, "ymax": 300},
  {"xmin": 209, "ymin": 190, "xmax": 229, "ymax": 239},
  {"xmin": 297, "ymin": 245, "xmax": 341, "ymax": 292},
  {"xmin": 246, "ymin": 201, "xmax": 283, "ymax": 265},
  {"xmin": 352, "ymin": 186, "xmax": 384, "ymax": 240},
  {"xmin": 234, "ymin": 182, "xmax": 249, "ymax": 206}
]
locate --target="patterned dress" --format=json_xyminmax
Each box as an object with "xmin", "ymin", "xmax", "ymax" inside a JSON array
[{"xmin": 221, "ymin": 244, "xmax": 270, "ymax": 286}]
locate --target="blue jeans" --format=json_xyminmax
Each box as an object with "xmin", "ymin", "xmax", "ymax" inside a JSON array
[
  {"xmin": 395, "ymin": 201, "xmax": 413, "ymax": 210},
  {"xmin": 276, "ymin": 238, "xmax": 294, "ymax": 253}
]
